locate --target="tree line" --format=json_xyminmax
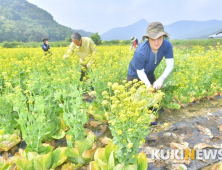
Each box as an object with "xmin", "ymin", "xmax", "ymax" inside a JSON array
[{"xmin": 0, "ymin": 0, "xmax": 73, "ymax": 42}]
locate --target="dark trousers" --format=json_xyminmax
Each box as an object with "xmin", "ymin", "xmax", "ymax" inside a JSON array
[
  {"xmin": 127, "ymin": 74, "xmax": 156, "ymax": 85},
  {"xmin": 80, "ymin": 69, "xmax": 85, "ymax": 81},
  {"xmin": 80, "ymin": 65, "xmax": 87, "ymax": 81},
  {"xmin": 44, "ymin": 51, "xmax": 52, "ymax": 56},
  {"xmin": 80, "ymin": 66, "xmax": 94, "ymax": 90}
]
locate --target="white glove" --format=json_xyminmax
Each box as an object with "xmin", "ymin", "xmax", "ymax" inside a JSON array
[{"xmin": 153, "ymin": 78, "xmax": 164, "ymax": 90}]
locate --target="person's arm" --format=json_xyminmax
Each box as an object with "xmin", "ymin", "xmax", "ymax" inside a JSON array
[
  {"xmin": 153, "ymin": 59, "xmax": 174, "ymax": 89},
  {"xmin": 133, "ymin": 52, "xmax": 151, "ymax": 87},
  {"xmin": 86, "ymin": 39, "xmax": 97, "ymax": 68},
  {"xmin": 160, "ymin": 58, "xmax": 174, "ymax": 80},
  {"xmin": 153, "ymin": 41, "xmax": 174, "ymax": 89},
  {"xmin": 137, "ymin": 69, "xmax": 151, "ymax": 87},
  {"xmin": 63, "ymin": 43, "xmax": 75, "ymax": 59},
  {"xmin": 130, "ymin": 44, "xmax": 133, "ymax": 50}
]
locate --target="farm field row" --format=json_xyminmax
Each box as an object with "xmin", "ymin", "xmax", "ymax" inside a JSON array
[{"xmin": 0, "ymin": 44, "xmax": 222, "ymax": 169}]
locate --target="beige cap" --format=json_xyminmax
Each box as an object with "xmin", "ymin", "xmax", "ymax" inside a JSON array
[{"xmin": 142, "ymin": 22, "xmax": 170, "ymax": 40}]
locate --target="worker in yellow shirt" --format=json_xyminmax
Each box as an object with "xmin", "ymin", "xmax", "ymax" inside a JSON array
[{"xmin": 63, "ymin": 32, "xmax": 96, "ymax": 81}]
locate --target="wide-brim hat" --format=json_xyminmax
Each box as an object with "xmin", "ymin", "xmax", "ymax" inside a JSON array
[
  {"xmin": 130, "ymin": 36, "xmax": 137, "ymax": 42},
  {"xmin": 142, "ymin": 22, "xmax": 170, "ymax": 40}
]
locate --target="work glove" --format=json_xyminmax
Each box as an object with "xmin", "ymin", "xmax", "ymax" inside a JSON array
[{"xmin": 153, "ymin": 78, "xmax": 164, "ymax": 90}]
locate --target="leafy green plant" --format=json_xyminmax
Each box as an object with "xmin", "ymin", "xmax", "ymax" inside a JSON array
[
  {"xmin": 88, "ymin": 46, "xmax": 132, "ymax": 121},
  {"xmin": 0, "ymin": 162, "xmax": 13, "ymax": 170},
  {"xmin": 0, "ymin": 129, "xmax": 20, "ymax": 152},
  {"xmin": 102, "ymin": 82, "xmax": 163, "ymax": 166},
  {"xmin": 63, "ymin": 85, "xmax": 89, "ymax": 148},
  {"xmin": 0, "ymin": 94, "xmax": 19, "ymax": 134},
  {"xmin": 90, "ymin": 142, "xmax": 148, "ymax": 170},
  {"xmin": 13, "ymin": 147, "xmax": 68, "ymax": 170},
  {"xmin": 61, "ymin": 163, "xmax": 82, "ymax": 170},
  {"xmin": 12, "ymin": 89, "xmax": 52, "ymax": 153},
  {"xmin": 88, "ymin": 101, "xmax": 107, "ymax": 122},
  {"xmin": 65, "ymin": 132, "xmax": 97, "ymax": 166}
]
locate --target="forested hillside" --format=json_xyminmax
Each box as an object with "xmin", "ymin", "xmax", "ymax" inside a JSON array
[{"xmin": 0, "ymin": 0, "xmax": 73, "ymax": 42}]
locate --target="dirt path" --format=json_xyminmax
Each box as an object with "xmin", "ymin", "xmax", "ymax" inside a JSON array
[{"xmin": 140, "ymin": 97, "xmax": 222, "ymax": 170}]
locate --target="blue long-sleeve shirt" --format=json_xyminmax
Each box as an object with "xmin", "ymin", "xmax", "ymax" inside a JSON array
[
  {"xmin": 128, "ymin": 39, "xmax": 173, "ymax": 79},
  {"xmin": 42, "ymin": 43, "xmax": 50, "ymax": 51}
]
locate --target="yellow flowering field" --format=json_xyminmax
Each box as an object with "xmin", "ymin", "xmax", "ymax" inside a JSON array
[{"xmin": 0, "ymin": 44, "xmax": 222, "ymax": 169}]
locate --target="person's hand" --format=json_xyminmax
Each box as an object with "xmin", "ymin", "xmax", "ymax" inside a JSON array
[
  {"xmin": 86, "ymin": 63, "xmax": 90, "ymax": 69},
  {"xmin": 153, "ymin": 78, "xmax": 164, "ymax": 90}
]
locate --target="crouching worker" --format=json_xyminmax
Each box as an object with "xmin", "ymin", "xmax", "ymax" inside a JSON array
[
  {"xmin": 130, "ymin": 36, "xmax": 140, "ymax": 50},
  {"xmin": 63, "ymin": 32, "xmax": 96, "ymax": 82},
  {"xmin": 42, "ymin": 38, "xmax": 52, "ymax": 55},
  {"xmin": 127, "ymin": 22, "xmax": 174, "ymax": 125},
  {"xmin": 127, "ymin": 22, "xmax": 174, "ymax": 90}
]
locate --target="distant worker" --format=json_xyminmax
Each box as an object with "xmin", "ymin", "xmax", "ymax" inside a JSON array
[
  {"xmin": 127, "ymin": 22, "xmax": 174, "ymax": 90},
  {"xmin": 130, "ymin": 36, "xmax": 140, "ymax": 50},
  {"xmin": 42, "ymin": 38, "xmax": 51, "ymax": 55},
  {"xmin": 63, "ymin": 32, "xmax": 96, "ymax": 81}
]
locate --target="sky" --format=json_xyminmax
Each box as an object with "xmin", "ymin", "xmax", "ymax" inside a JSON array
[{"xmin": 27, "ymin": 0, "xmax": 222, "ymax": 34}]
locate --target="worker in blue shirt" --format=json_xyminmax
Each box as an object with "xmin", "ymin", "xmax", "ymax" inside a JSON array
[
  {"xmin": 127, "ymin": 22, "xmax": 174, "ymax": 90},
  {"xmin": 42, "ymin": 38, "xmax": 51, "ymax": 55}
]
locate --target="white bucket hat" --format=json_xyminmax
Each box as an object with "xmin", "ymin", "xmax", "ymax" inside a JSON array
[{"xmin": 130, "ymin": 36, "xmax": 137, "ymax": 42}]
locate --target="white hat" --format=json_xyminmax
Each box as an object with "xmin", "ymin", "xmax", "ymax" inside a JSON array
[{"xmin": 130, "ymin": 36, "xmax": 137, "ymax": 42}]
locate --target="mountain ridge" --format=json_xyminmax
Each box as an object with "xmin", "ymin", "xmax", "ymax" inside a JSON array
[
  {"xmin": 101, "ymin": 19, "xmax": 222, "ymax": 40},
  {"xmin": 0, "ymin": 0, "xmax": 73, "ymax": 42}
]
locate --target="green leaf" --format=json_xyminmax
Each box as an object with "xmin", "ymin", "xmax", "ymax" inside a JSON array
[
  {"xmin": 0, "ymin": 162, "xmax": 3, "ymax": 168},
  {"xmin": 105, "ymin": 143, "xmax": 118, "ymax": 162},
  {"xmin": 98, "ymin": 158, "xmax": 109, "ymax": 170},
  {"xmin": 27, "ymin": 152, "xmax": 38, "ymax": 161},
  {"xmin": 0, "ymin": 162, "xmax": 13, "ymax": 170},
  {"xmin": 94, "ymin": 148, "xmax": 106, "ymax": 162},
  {"xmin": 82, "ymin": 142, "xmax": 97, "ymax": 162},
  {"xmin": 75, "ymin": 132, "xmax": 96, "ymax": 155},
  {"xmin": 0, "ymin": 133, "xmax": 21, "ymax": 151},
  {"xmin": 165, "ymin": 102, "xmax": 181, "ymax": 109},
  {"xmin": 93, "ymin": 114, "xmax": 105, "ymax": 122},
  {"xmin": 125, "ymin": 164, "xmax": 137, "ymax": 170},
  {"xmin": 89, "ymin": 161, "xmax": 100, "ymax": 170},
  {"xmin": 65, "ymin": 148, "xmax": 85, "ymax": 165},
  {"xmin": 61, "ymin": 163, "xmax": 83, "ymax": 170},
  {"xmin": 63, "ymin": 111, "xmax": 70, "ymax": 127},
  {"xmin": 51, "ymin": 118, "xmax": 66, "ymax": 139},
  {"xmin": 137, "ymin": 152, "xmax": 148, "ymax": 170},
  {"xmin": 51, "ymin": 147, "xmax": 68, "ymax": 169},
  {"xmin": 113, "ymin": 164, "xmax": 125, "ymax": 170},
  {"xmin": 108, "ymin": 151, "xmax": 115, "ymax": 169},
  {"xmin": 33, "ymin": 152, "xmax": 52, "ymax": 170},
  {"xmin": 51, "ymin": 129, "xmax": 65, "ymax": 139},
  {"xmin": 37, "ymin": 145, "xmax": 53, "ymax": 155},
  {"xmin": 162, "ymin": 92, "xmax": 174, "ymax": 104},
  {"xmin": 14, "ymin": 157, "xmax": 34, "ymax": 170}
]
